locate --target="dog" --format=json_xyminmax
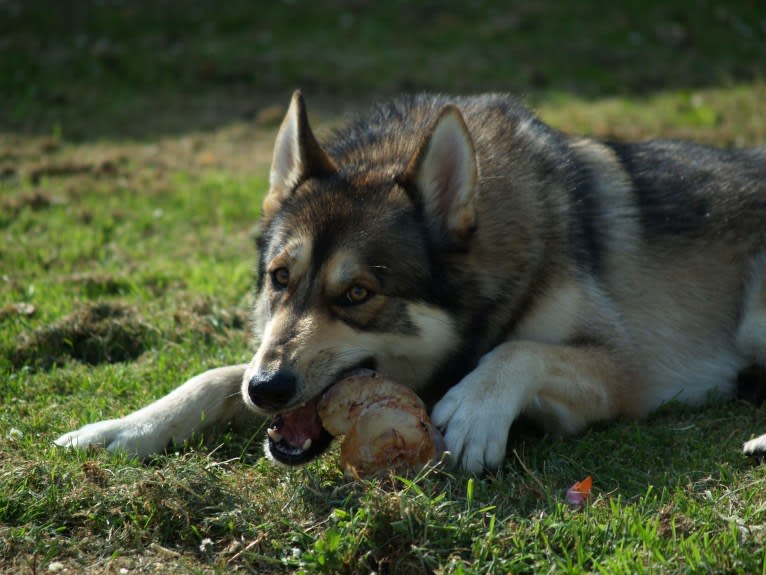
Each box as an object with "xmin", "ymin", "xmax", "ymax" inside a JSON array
[{"xmin": 56, "ymin": 91, "xmax": 766, "ymax": 472}]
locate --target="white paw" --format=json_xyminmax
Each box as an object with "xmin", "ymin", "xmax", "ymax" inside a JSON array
[
  {"xmin": 431, "ymin": 357, "xmax": 526, "ymax": 473},
  {"xmin": 743, "ymin": 433, "xmax": 766, "ymax": 456},
  {"xmin": 54, "ymin": 416, "xmax": 167, "ymax": 459}
]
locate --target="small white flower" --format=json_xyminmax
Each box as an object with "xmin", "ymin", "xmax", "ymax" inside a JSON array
[{"xmin": 199, "ymin": 538, "xmax": 214, "ymax": 553}]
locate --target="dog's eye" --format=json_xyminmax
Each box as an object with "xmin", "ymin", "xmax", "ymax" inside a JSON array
[
  {"xmin": 271, "ymin": 267, "xmax": 289, "ymax": 289},
  {"xmin": 343, "ymin": 284, "xmax": 372, "ymax": 305}
]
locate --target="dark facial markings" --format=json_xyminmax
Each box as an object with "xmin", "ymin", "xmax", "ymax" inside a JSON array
[{"xmin": 257, "ymin": 171, "xmax": 456, "ymax": 346}]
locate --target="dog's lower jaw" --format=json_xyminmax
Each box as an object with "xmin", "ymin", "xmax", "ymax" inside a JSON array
[
  {"xmin": 263, "ymin": 395, "xmax": 328, "ymax": 465},
  {"xmin": 266, "ymin": 428, "xmax": 334, "ymax": 465}
]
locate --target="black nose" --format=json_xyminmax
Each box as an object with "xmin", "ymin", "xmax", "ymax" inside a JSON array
[{"xmin": 248, "ymin": 371, "xmax": 297, "ymax": 410}]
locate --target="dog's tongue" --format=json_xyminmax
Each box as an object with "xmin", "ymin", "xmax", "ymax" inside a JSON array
[{"xmin": 272, "ymin": 396, "xmax": 323, "ymax": 448}]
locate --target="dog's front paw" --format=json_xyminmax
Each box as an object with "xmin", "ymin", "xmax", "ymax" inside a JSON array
[
  {"xmin": 743, "ymin": 433, "xmax": 766, "ymax": 457},
  {"xmin": 431, "ymin": 368, "xmax": 523, "ymax": 473},
  {"xmin": 54, "ymin": 417, "xmax": 167, "ymax": 459}
]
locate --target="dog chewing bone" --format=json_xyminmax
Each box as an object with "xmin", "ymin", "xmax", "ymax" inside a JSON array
[{"xmin": 317, "ymin": 373, "xmax": 447, "ymax": 478}]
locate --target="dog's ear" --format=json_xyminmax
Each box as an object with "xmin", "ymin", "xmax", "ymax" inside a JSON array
[
  {"xmin": 263, "ymin": 90, "xmax": 337, "ymax": 218},
  {"xmin": 398, "ymin": 105, "xmax": 478, "ymax": 247}
]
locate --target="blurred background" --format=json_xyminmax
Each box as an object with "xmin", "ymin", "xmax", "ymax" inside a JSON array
[{"xmin": 1, "ymin": 0, "xmax": 764, "ymax": 140}]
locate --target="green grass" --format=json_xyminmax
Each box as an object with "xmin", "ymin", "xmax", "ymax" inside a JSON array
[{"xmin": 2, "ymin": 0, "xmax": 766, "ymax": 573}]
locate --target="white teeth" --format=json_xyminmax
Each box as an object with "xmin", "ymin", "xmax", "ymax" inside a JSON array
[
  {"xmin": 302, "ymin": 438, "xmax": 312, "ymax": 451},
  {"xmin": 267, "ymin": 428, "xmax": 283, "ymax": 442}
]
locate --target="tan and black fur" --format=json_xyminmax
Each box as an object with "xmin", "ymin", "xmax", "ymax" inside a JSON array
[{"xmin": 56, "ymin": 91, "xmax": 766, "ymax": 472}]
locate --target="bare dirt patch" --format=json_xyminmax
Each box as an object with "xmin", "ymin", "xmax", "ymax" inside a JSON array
[
  {"xmin": 11, "ymin": 302, "xmax": 156, "ymax": 370},
  {"xmin": 2, "ymin": 189, "xmax": 56, "ymax": 213},
  {"xmin": 0, "ymin": 302, "xmax": 36, "ymax": 320}
]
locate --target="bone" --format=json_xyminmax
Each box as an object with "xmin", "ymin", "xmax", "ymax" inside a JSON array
[{"xmin": 317, "ymin": 374, "xmax": 446, "ymax": 478}]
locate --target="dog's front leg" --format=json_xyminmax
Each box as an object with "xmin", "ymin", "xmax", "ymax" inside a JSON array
[
  {"xmin": 55, "ymin": 364, "xmax": 257, "ymax": 459},
  {"xmin": 431, "ymin": 341, "xmax": 625, "ymax": 472}
]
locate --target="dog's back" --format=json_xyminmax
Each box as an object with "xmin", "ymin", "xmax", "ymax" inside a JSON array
[{"xmin": 319, "ymin": 93, "xmax": 766, "ymax": 421}]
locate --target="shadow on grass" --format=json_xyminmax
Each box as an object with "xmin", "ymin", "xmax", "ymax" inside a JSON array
[
  {"xmin": 506, "ymin": 397, "xmax": 766, "ymax": 502},
  {"xmin": 1, "ymin": 0, "xmax": 764, "ymax": 140}
]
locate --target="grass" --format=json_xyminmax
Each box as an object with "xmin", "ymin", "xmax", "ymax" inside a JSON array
[{"xmin": 2, "ymin": 0, "xmax": 766, "ymax": 573}]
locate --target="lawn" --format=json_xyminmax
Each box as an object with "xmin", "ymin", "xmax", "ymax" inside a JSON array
[{"xmin": 1, "ymin": 1, "xmax": 766, "ymax": 573}]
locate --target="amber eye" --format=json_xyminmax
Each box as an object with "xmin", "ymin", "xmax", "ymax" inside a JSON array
[
  {"xmin": 271, "ymin": 267, "xmax": 289, "ymax": 289},
  {"xmin": 344, "ymin": 284, "xmax": 372, "ymax": 305}
]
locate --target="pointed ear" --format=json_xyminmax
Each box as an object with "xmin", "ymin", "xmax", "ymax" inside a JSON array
[
  {"xmin": 263, "ymin": 90, "xmax": 337, "ymax": 218},
  {"xmin": 399, "ymin": 105, "xmax": 478, "ymax": 246}
]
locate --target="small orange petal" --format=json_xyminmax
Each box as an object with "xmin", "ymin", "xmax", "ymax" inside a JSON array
[{"xmin": 573, "ymin": 475, "xmax": 593, "ymax": 494}]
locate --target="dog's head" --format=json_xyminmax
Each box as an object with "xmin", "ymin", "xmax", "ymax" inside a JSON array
[{"xmin": 242, "ymin": 92, "xmax": 478, "ymax": 464}]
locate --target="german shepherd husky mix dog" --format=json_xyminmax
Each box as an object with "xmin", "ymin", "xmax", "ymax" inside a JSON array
[{"xmin": 57, "ymin": 91, "xmax": 766, "ymax": 472}]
